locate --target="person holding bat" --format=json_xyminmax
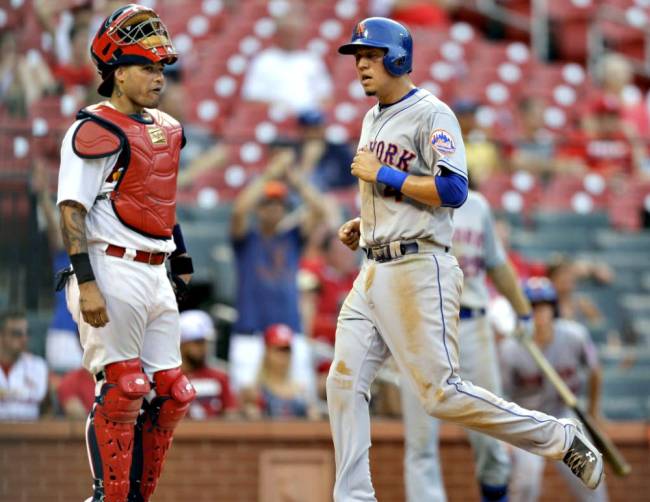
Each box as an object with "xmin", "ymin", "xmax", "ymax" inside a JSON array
[{"xmin": 499, "ymin": 277, "xmax": 608, "ymax": 502}]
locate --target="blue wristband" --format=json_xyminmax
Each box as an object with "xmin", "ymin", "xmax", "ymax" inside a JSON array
[{"xmin": 376, "ymin": 165, "xmax": 408, "ymax": 191}]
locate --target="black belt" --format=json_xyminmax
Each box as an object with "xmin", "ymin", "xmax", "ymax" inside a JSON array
[
  {"xmin": 364, "ymin": 242, "xmax": 420, "ymax": 263},
  {"xmin": 364, "ymin": 241, "xmax": 449, "ymax": 263},
  {"xmin": 459, "ymin": 306, "xmax": 486, "ymax": 319}
]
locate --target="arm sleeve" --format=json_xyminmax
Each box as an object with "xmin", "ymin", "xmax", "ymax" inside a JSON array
[
  {"xmin": 433, "ymin": 169, "xmax": 468, "ymax": 208},
  {"xmin": 56, "ymin": 121, "xmax": 119, "ymax": 212},
  {"xmin": 420, "ymin": 110, "xmax": 468, "ymax": 178},
  {"xmin": 483, "ymin": 202, "xmax": 507, "ymax": 269}
]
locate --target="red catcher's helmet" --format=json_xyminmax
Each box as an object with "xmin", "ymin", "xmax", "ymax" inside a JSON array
[{"xmin": 91, "ymin": 3, "xmax": 177, "ymax": 97}]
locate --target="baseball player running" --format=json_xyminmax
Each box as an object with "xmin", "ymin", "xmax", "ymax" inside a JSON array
[
  {"xmin": 56, "ymin": 5, "xmax": 196, "ymax": 502},
  {"xmin": 502, "ymin": 278, "xmax": 608, "ymax": 502},
  {"xmin": 329, "ymin": 17, "xmax": 603, "ymax": 502},
  {"xmin": 401, "ymin": 188, "xmax": 530, "ymax": 502}
]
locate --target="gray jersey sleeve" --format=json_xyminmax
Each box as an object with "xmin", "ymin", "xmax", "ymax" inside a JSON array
[
  {"xmin": 418, "ymin": 110, "xmax": 468, "ymax": 178},
  {"xmin": 483, "ymin": 203, "xmax": 507, "ymax": 270}
]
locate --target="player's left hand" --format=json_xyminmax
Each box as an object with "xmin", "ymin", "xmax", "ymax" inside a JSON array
[{"xmin": 351, "ymin": 149, "xmax": 381, "ymax": 183}]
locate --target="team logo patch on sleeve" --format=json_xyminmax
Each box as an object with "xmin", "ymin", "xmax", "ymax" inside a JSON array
[{"xmin": 430, "ymin": 129, "xmax": 456, "ymax": 156}]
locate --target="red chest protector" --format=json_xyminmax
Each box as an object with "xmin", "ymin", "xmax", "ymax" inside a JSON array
[{"xmin": 73, "ymin": 103, "xmax": 184, "ymax": 239}]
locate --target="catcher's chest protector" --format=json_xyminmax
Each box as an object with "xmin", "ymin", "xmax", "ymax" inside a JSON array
[{"xmin": 74, "ymin": 104, "xmax": 183, "ymax": 239}]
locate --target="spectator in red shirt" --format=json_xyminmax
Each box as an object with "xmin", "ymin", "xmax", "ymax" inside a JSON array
[
  {"xmin": 300, "ymin": 231, "xmax": 358, "ymax": 345},
  {"xmin": 180, "ymin": 310, "xmax": 238, "ymax": 419},
  {"xmin": 56, "ymin": 367, "xmax": 94, "ymax": 419},
  {"xmin": 596, "ymin": 53, "xmax": 649, "ymax": 139},
  {"xmin": 558, "ymin": 95, "xmax": 643, "ymax": 176}
]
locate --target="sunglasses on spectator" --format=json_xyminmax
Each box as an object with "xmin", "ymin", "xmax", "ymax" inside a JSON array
[
  {"xmin": 271, "ymin": 345, "xmax": 291, "ymax": 352},
  {"xmin": 6, "ymin": 329, "xmax": 27, "ymax": 338}
]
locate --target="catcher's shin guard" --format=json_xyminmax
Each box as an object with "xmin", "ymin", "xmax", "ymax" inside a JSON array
[
  {"xmin": 128, "ymin": 367, "xmax": 196, "ymax": 502},
  {"xmin": 86, "ymin": 359, "xmax": 151, "ymax": 502}
]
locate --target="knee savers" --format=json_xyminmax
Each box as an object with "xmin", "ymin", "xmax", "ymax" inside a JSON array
[
  {"xmin": 95, "ymin": 359, "xmax": 151, "ymax": 422},
  {"xmin": 150, "ymin": 367, "xmax": 196, "ymax": 428}
]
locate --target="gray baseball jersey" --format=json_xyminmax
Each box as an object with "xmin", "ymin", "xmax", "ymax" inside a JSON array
[
  {"xmin": 357, "ymin": 88, "xmax": 467, "ymax": 248},
  {"xmin": 499, "ymin": 319, "xmax": 600, "ymax": 417},
  {"xmin": 452, "ymin": 190, "xmax": 507, "ymax": 308},
  {"xmin": 329, "ymin": 88, "xmax": 580, "ymax": 502}
]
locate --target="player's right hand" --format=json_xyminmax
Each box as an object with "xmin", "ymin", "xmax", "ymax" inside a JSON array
[
  {"xmin": 338, "ymin": 217, "xmax": 361, "ymax": 251},
  {"xmin": 78, "ymin": 281, "xmax": 110, "ymax": 328}
]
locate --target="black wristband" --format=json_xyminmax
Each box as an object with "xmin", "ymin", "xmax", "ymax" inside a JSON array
[
  {"xmin": 170, "ymin": 255, "xmax": 193, "ymax": 275},
  {"xmin": 171, "ymin": 223, "xmax": 187, "ymax": 258},
  {"xmin": 70, "ymin": 253, "xmax": 96, "ymax": 284}
]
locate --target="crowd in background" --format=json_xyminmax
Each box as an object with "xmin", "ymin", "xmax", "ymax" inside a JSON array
[{"xmin": 1, "ymin": 0, "xmax": 649, "ymax": 422}]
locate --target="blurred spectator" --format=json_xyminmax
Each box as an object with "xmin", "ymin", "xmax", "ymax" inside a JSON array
[
  {"xmin": 453, "ymin": 99, "xmax": 501, "ymax": 185},
  {"xmin": 34, "ymin": 0, "xmax": 95, "ymax": 65},
  {"xmin": 180, "ymin": 310, "xmax": 238, "ymax": 419},
  {"xmin": 558, "ymin": 95, "xmax": 644, "ymax": 176},
  {"xmin": 299, "ymin": 231, "xmax": 357, "ymax": 344},
  {"xmin": 546, "ymin": 257, "xmax": 609, "ymax": 329},
  {"xmin": 0, "ymin": 32, "xmax": 57, "ymax": 116},
  {"xmin": 499, "ymin": 279, "xmax": 606, "ymax": 502},
  {"xmin": 241, "ymin": 324, "xmax": 320, "ymax": 420},
  {"xmin": 56, "ymin": 367, "xmax": 94, "ymax": 419},
  {"xmin": 296, "ymin": 110, "xmax": 356, "ymax": 191},
  {"xmin": 241, "ymin": 15, "xmax": 332, "ymax": 113},
  {"xmin": 509, "ymin": 97, "xmax": 562, "ymax": 177},
  {"xmin": 0, "ymin": 309, "xmax": 48, "ymax": 421},
  {"xmin": 228, "ymin": 149, "xmax": 326, "ymax": 395},
  {"xmin": 370, "ymin": 0, "xmax": 456, "ymax": 27},
  {"xmin": 51, "ymin": 22, "xmax": 94, "ymax": 99},
  {"xmin": 595, "ymin": 53, "xmax": 649, "ymax": 139},
  {"xmin": 31, "ymin": 162, "xmax": 82, "ymax": 374}
]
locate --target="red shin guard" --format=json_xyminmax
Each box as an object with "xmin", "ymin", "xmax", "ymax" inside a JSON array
[
  {"xmin": 129, "ymin": 367, "xmax": 195, "ymax": 502},
  {"xmin": 87, "ymin": 359, "xmax": 150, "ymax": 502}
]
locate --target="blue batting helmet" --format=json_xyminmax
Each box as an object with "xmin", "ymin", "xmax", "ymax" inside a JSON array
[
  {"xmin": 523, "ymin": 277, "xmax": 558, "ymax": 305},
  {"xmin": 338, "ymin": 17, "xmax": 413, "ymax": 76}
]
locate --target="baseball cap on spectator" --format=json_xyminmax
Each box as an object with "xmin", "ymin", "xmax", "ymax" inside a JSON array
[
  {"xmin": 452, "ymin": 98, "xmax": 479, "ymax": 115},
  {"xmin": 179, "ymin": 310, "xmax": 216, "ymax": 343},
  {"xmin": 590, "ymin": 94, "xmax": 621, "ymax": 115},
  {"xmin": 264, "ymin": 324, "xmax": 293, "ymax": 348},
  {"xmin": 297, "ymin": 109, "xmax": 325, "ymax": 127},
  {"xmin": 263, "ymin": 180, "xmax": 289, "ymax": 200}
]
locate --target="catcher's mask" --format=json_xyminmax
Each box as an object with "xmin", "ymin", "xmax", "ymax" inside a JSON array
[{"xmin": 91, "ymin": 3, "xmax": 177, "ymax": 97}]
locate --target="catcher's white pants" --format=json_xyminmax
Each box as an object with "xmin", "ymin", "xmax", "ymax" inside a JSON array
[
  {"xmin": 65, "ymin": 246, "xmax": 181, "ymax": 377},
  {"xmin": 401, "ymin": 315, "xmax": 511, "ymax": 502},
  {"xmin": 327, "ymin": 253, "xmax": 575, "ymax": 502}
]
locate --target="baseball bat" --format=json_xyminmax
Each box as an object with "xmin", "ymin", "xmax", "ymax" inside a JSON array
[{"xmin": 518, "ymin": 335, "xmax": 632, "ymax": 476}]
